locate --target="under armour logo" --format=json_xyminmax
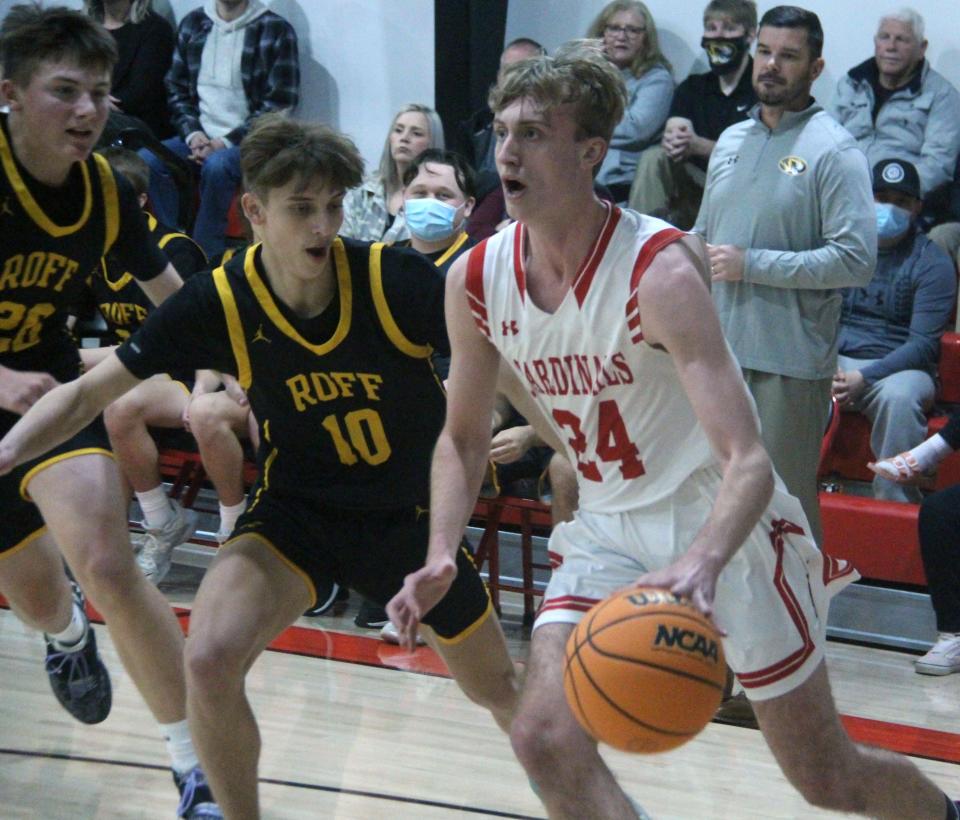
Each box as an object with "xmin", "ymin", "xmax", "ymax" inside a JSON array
[
  {"xmin": 251, "ymin": 324, "xmax": 270, "ymax": 344},
  {"xmin": 501, "ymin": 320, "xmax": 518, "ymax": 336}
]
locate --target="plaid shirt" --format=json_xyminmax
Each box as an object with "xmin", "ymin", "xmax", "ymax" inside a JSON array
[{"xmin": 166, "ymin": 7, "xmax": 299, "ymax": 144}]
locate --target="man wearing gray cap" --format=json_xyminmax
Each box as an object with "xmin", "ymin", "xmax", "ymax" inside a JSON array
[{"xmin": 833, "ymin": 158, "xmax": 957, "ymax": 503}]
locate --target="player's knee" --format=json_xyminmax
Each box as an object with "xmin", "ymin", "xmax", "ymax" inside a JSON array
[
  {"xmin": 189, "ymin": 400, "xmax": 228, "ymax": 443},
  {"xmin": 185, "ymin": 635, "xmax": 246, "ymax": 694},
  {"xmin": 103, "ymin": 392, "xmax": 146, "ymax": 434},
  {"xmin": 72, "ymin": 545, "xmax": 138, "ymax": 603},
  {"xmin": 510, "ymin": 705, "xmax": 579, "ymax": 775}
]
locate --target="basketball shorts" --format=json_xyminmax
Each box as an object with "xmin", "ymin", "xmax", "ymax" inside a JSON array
[
  {"xmin": 535, "ymin": 466, "xmax": 859, "ymax": 701},
  {"xmin": 0, "ymin": 410, "xmax": 112, "ymax": 557},
  {"xmin": 228, "ymin": 487, "xmax": 493, "ymax": 643}
]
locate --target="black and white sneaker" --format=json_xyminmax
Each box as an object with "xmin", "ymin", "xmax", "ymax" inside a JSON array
[
  {"xmin": 354, "ymin": 597, "xmax": 389, "ymax": 629},
  {"xmin": 43, "ymin": 584, "xmax": 112, "ymax": 725},
  {"xmin": 174, "ymin": 765, "xmax": 222, "ymax": 819},
  {"xmin": 302, "ymin": 580, "xmax": 347, "ymax": 617}
]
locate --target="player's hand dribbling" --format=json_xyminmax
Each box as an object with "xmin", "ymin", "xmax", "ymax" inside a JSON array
[
  {"xmin": 0, "ymin": 366, "xmax": 59, "ymax": 415},
  {"xmin": 387, "ymin": 556, "xmax": 458, "ymax": 651},
  {"xmin": 632, "ymin": 550, "xmax": 726, "ymax": 634}
]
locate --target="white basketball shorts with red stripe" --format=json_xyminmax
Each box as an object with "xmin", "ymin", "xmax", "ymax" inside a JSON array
[{"xmin": 535, "ymin": 466, "xmax": 858, "ymax": 702}]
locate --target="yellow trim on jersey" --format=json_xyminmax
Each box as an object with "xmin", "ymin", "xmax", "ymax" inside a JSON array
[
  {"xmin": 244, "ymin": 239, "xmax": 352, "ymax": 355},
  {"xmin": 433, "ymin": 230, "xmax": 469, "ymax": 268},
  {"xmin": 221, "ymin": 532, "xmax": 316, "ymax": 604},
  {"xmin": 246, "ymin": 444, "xmax": 276, "ymax": 512},
  {"xmin": 93, "ymin": 153, "xmax": 119, "ymax": 250},
  {"xmin": 1, "ymin": 525, "xmax": 48, "ymax": 561},
  {"xmin": 19, "ymin": 448, "xmax": 114, "ymax": 501},
  {"xmin": 100, "ymin": 257, "xmax": 134, "ymax": 292},
  {"xmin": 369, "ymin": 242, "xmax": 432, "ymax": 359},
  {"xmin": 0, "ymin": 126, "xmax": 93, "ymax": 237},
  {"xmin": 148, "ymin": 211, "xmax": 197, "ymax": 253},
  {"xmin": 213, "ymin": 261, "xmax": 253, "ymax": 390}
]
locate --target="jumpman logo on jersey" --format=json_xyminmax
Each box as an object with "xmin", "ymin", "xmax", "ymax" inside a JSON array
[
  {"xmin": 415, "ymin": 504, "xmax": 429, "ymax": 521},
  {"xmin": 251, "ymin": 324, "xmax": 271, "ymax": 344},
  {"xmin": 0, "ymin": 197, "xmax": 13, "ymax": 218},
  {"xmin": 501, "ymin": 320, "xmax": 519, "ymax": 336}
]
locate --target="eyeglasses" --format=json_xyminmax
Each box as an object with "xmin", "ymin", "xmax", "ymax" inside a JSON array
[{"xmin": 604, "ymin": 24, "xmax": 646, "ymax": 38}]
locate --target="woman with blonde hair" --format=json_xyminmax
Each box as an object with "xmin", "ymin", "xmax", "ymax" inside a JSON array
[
  {"xmin": 84, "ymin": 0, "xmax": 175, "ymax": 143},
  {"xmin": 341, "ymin": 103, "xmax": 445, "ymax": 243},
  {"xmin": 587, "ymin": 0, "xmax": 673, "ymax": 202}
]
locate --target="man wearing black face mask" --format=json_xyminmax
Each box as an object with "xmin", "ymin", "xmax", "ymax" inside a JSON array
[
  {"xmin": 629, "ymin": 0, "xmax": 757, "ymax": 228},
  {"xmin": 833, "ymin": 159, "xmax": 957, "ymax": 504}
]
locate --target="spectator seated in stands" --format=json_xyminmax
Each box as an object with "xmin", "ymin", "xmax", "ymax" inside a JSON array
[
  {"xmin": 456, "ymin": 37, "xmax": 545, "ymax": 241},
  {"xmin": 830, "ymin": 8, "xmax": 960, "ymax": 203},
  {"xmin": 833, "ymin": 159, "xmax": 956, "ymax": 504},
  {"xmin": 588, "ymin": 0, "xmax": 673, "ymax": 204},
  {"xmin": 85, "ymin": 0, "xmax": 175, "ymax": 146},
  {"xmin": 142, "ymin": 0, "xmax": 299, "ymax": 258},
  {"xmin": 870, "ymin": 411, "xmax": 960, "ymax": 675},
  {"xmin": 395, "ymin": 149, "xmax": 477, "ymax": 379},
  {"xmin": 488, "ymin": 397, "xmax": 579, "ymax": 529},
  {"xmin": 340, "ymin": 103, "xmax": 444, "ymax": 243},
  {"xmin": 629, "ymin": 0, "xmax": 757, "ymax": 229},
  {"xmin": 82, "ymin": 149, "xmax": 254, "ymax": 586}
]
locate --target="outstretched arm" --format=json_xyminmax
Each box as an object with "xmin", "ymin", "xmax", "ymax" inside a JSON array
[
  {"xmin": 635, "ymin": 238, "xmax": 774, "ymax": 618},
  {"xmin": 0, "ymin": 353, "xmax": 142, "ymax": 474},
  {"xmin": 387, "ymin": 254, "xmax": 502, "ymax": 648}
]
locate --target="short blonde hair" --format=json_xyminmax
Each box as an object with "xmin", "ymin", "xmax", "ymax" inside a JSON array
[
  {"xmin": 488, "ymin": 40, "xmax": 627, "ymax": 144},
  {"xmin": 586, "ymin": 0, "xmax": 671, "ymax": 78}
]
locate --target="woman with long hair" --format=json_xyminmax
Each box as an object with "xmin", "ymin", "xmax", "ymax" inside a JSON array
[
  {"xmin": 84, "ymin": 0, "xmax": 175, "ymax": 143},
  {"xmin": 587, "ymin": 0, "xmax": 674, "ymax": 202},
  {"xmin": 341, "ymin": 103, "xmax": 445, "ymax": 243}
]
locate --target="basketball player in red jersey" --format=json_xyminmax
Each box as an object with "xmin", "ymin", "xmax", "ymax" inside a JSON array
[{"xmin": 388, "ymin": 37, "xmax": 959, "ymax": 820}]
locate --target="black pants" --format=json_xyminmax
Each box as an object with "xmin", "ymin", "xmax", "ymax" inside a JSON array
[{"xmin": 918, "ymin": 484, "xmax": 960, "ymax": 632}]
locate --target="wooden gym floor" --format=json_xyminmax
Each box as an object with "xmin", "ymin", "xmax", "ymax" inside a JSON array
[{"xmin": 1, "ymin": 562, "xmax": 958, "ymax": 819}]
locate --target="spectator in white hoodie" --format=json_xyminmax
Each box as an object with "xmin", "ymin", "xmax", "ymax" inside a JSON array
[{"xmin": 141, "ymin": 0, "xmax": 299, "ymax": 256}]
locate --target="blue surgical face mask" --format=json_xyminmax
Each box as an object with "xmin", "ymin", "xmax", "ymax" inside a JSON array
[
  {"xmin": 404, "ymin": 198, "xmax": 461, "ymax": 242},
  {"xmin": 874, "ymin": 202, "xmax": 912, "ymax": 239}
]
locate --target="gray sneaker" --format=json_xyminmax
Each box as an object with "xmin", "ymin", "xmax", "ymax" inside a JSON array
[
  {"xmin": 135, "ymin": 501, "xmax": 197, "ymax": 585},
  {"xmin": 915, "ymin": 633, "xmax": 960, "ymax": 676}
]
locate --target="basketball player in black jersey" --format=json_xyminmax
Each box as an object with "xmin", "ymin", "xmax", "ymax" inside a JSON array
[
  {"xmin": 0, "ymin": 114, "xmax": 520, "ymax": 820},
  {"xmin": 0, "ymin": 8, "xmax": 220, "ymax": 819}
]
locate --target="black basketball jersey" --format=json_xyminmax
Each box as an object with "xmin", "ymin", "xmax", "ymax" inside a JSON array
[
  {"xmin": 118, "ymin": 238, "xmax": 449, "ymax": 508},
  {"xmin": 86, "ymin": 213, "xmax": 206, "ymax": 342},
  {"xmin": 0, "ymin": 123, "xmax": 121, "ymax": 380}
]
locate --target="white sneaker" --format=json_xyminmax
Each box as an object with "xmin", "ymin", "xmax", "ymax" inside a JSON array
[
  {"xmin": 380, "ymin": 621, "xmax": 425, "ymax": 646},
  {"xmin": 915, "ymin": 633, "xmax": 960, "ymax": 675},
  {"xmin": 135, "ymin": 501, "xmax": 197, "ymax": 585}
]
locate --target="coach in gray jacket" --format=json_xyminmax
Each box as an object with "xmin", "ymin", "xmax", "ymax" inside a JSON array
[
  {"xmin": 695, "ymin": 7, "xmax": 876, "ymax": 545},
  {"xmin": 830, "ymin": 9, "xmax": 960, "ymax": 198}
]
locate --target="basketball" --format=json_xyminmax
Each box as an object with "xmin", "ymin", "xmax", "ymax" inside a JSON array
[{"xmin": 563, "ymin": 587, "xmax": 727, "ymax": 753}]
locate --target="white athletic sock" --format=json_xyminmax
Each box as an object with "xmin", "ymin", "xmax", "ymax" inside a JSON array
[
  {"xmin": 160, "ymin": 719, "xmax": 199, "ymax": 775},
  {"xmin": 218, "ymin": 499, "xmax": 246, "ymax": 537},
  {"xmin": 48, "ymin": 600, "xmax": 87, "ymax": 650},
  {"xmin": 137, "ymin": 486, "xmax": 175, "ymax": 530}
]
